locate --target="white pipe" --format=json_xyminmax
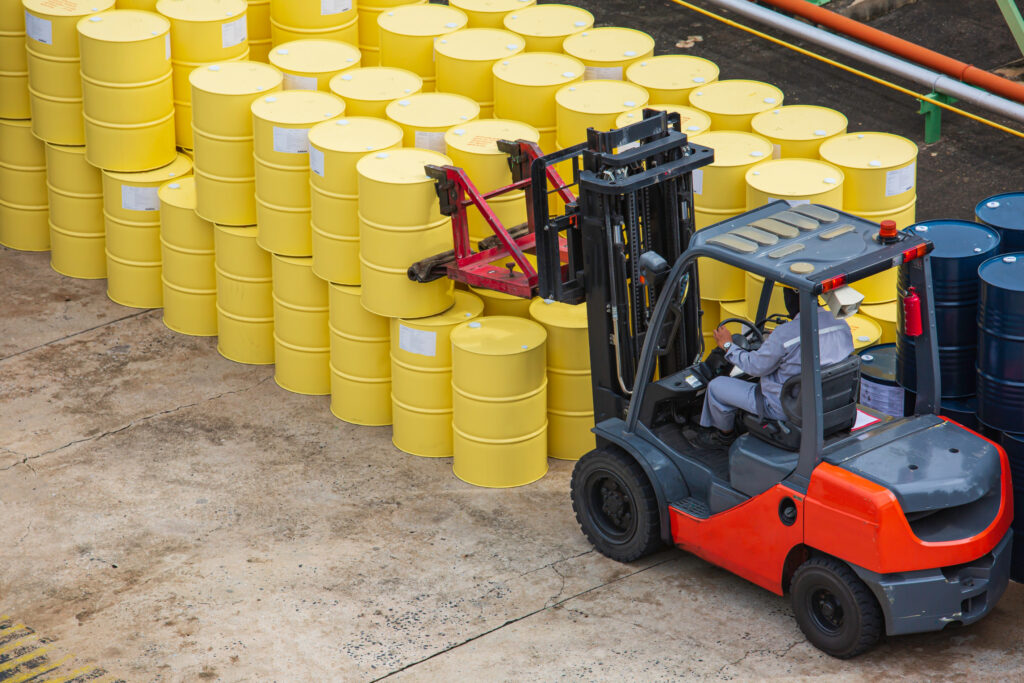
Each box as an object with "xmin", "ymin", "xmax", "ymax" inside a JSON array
[{"xmin": 701, "ymin": 0, "xmax": 1024, "ymax": 125}]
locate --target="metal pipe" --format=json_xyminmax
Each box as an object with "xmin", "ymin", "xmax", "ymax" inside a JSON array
[
  {"xmin": 699, "ymin": 0, "xmax": 1024, "ymax": 125},
  {"xmin": 759, "ymin": 0, "xmax": 1024, "ymax": 104}
]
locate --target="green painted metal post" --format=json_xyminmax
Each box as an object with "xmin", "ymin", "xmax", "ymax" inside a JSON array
[
  {"xmin": 995, "ymin": 0, "xmax": 1024, "ymax": 58},
  {"xmin": 918, "ymin": 91, "xmax": 958, "ymax": 144}
]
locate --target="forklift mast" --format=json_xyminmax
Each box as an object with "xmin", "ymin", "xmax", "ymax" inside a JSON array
[{"xmin": 531, "ymin": 112, "xmax": 714, "ymax": 423}]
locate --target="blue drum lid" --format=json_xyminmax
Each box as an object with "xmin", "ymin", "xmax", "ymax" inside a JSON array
[
  {"xmin": 976, "ymin": 193, "xmax": 1024, "ymax": 231},
  {"xmin": 979, "ymin": 253, "xmax": 1024, "ymax": 292},
  {"xmin": 910, "ymin": 220, "xmax": 1001, "ymax": 259},
  {"xmin": 859, "ymin": 343, "xmax": 897, "ymax": 384}
]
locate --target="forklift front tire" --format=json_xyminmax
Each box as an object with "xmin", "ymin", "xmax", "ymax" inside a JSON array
[
  {"xmin": 790, "ymin": 555, "xmax": 883, "ymax": 659},
  {"xmin": 570, "ymin": 447, "xmax": 662, "ymax": 563}
]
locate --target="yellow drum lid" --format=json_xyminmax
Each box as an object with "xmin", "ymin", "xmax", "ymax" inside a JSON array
[
  {"xmin": 452, "ymin": 0, "xmax": 535, "ymax": 14},
  {"xmin": 690, "ymin": 131, "xmax": 773, "ymax": 167},
  {"xmin": 625, "ymin": 55, "xmax": 719, "ymax": 91},
  {"xmin": 818, "ymin": 132, "xmax": 918, "ymax": 169},
  {"xmin": 555, "ymin": 79, "xmax": 649, "ymax": 115},
  {"xmin": 190, "ymin": 60, "xmax": 281, "ymax": 95},
  {"xmin": 435, "ymin": 28, "xmax": 525, "ymax": 61},
  {"xmin": 562, "ymin": 27, "xmax": 655, "ymax": 65},
  {"xmin": 400, "ymin": 290, "xmax": 483, "ymax": 328},
  {"xmin": 689, "ymin": 79, "xmax": 783, "ymax": 116},
  {"xmin": 445, "ymin": 118, "xmax": 539, "ymax": 154},
  {"xmin": 356, "ymin": 148, "xmax": 452, "ymax": 185},
  {"xmin": 157, "ymin": 175, "xmax": 197, "ymax": 209},
  {"xmin": 251, "ymin": 90, "xmax": 345, "ymax": 125},
  {"xmin": 155, "ymin": 0, "xmax": 246, "ymax": 22},
  {"xmin": 377, "ymin": 4, "xmax": 468, "ymax": 37},
  {"xmin": 751, "ymin": 105, "xmax": 847, "ymax": 142},
  {"xmin": 860, "ymin": 301, "xmax": 897, "ymax": 322},
  {"xmin": 451, "ymin": 316, "xmax": 546, "ymax": 355},
  {"xmin": 492, "ymin": 51, "xmax": 583, "ymax": 87},
  {"xmin": 329, "ymin": 66, "xmax": 422, "ymax": 102},
  {"xmin": 25, "ymin": 0, "xmax": 114, "ymax": 19},
  {"xmin": 616, "ymin": 104, "xmax": 712, "ymax": 135},
  {"xmin": 104, "ymin": 152, "xmax": 192, "ymax": 183},
  {"xmin": 385, "ymin": 92, "xmax": 480, "ymax": 128},
  {"xmin": 746, "ymin": 158, "xmax": 843, "ymax": 198},
  {"xmin": 847, "ymin": 314, "xmax": 881, "ymax": 347},
  {"xmin": 529, "ymin": 297, "xmax": 586, "ymax": 328},
  {"xmin": 269, "ymin": 39, "xmax": 360, "ymax": 75},
  {"xmin": 309, "ymin": 116, "xmax": 403, "ymax": 153},
  {"xmin": 720, "ymin": 299, "xmax": 746, "ymax": 319},
  {"xmin": 77, "ymin": 9, "xmax": 170, "ymax": 42},
  {"xmin": 503, "ymin": 4, "xmax": 593, "ymax": 38}
]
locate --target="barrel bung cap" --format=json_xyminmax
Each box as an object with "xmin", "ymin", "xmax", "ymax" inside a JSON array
[
  {"xmin": 818, "ymin": 131, "xmax": 918, "ymax": 170},
  {"xmin": 25, "ymin": 0, "xmax": 115, "ymax": 18},
  {"xmin": 503, "ymin": 4, "xmax": 593, "ymax": 38},
  {"xmin": 625, "ymin": 55, "xmax": 719, "ymax": 91},
  {"xmin": 689, "ymin": 79, "xmax": 784, "ymax": 116},
  {"xmin": 356, "ymin": 147, "xmax": 452, "ymax": 185},
  {"xmin": 555, "ymin": 79, "xmax": 649, "ymax": 115},
  {"xmin": 269, "ymin": 39, "xmax": 360, "ymax": 75},
  {"xmin": 104, "ymin": 152, "xmax": 193, "ymax": 183},
  {"xmin": 378, "ymin": 4, "xmax": 468, "ymax": 37},
  {"xmin": 529, "ymin": 297, "xmax": 587, "ymax": 329},
  {"xmin": 451, "ymin": 316, "xmax": 547, "ymax": 355},
  {"xmin": 616, "ymin": 104, "xmax": 711, "ymax": 134},
  {"xmin": 445, "ymin": 119, "xmax": 539, "ymax": 154},
  {"xmin": 562, "ymin": 26, "xmax": 654, "ymax": 65},
  {"xmin": 158, "ymin": 175, "xmax": 197, "ymax": 208},
  {"xmin": 434, "ymin": 28, "xmax": 525, "ymax": 61},
  {"xmin": 77, "ymin": 9, "xmax": 170, "ymax": 41},
  {"xmin": 251, "ymin": 89, "xmax": 345, "ymax": 125},
  {"xmin": 189, "ymin": 60, "xmax": 282, "ymax": 95},
  {"xmin": 385, "ymin": 92, "xmax": 480, "ymax": 129},
  {"xmin": 155, "ymin": 0, "xmax": 246, "ymax": 22},
  {"xmin": 492, "ymin": 51, "xmax": 583, "ymax": 87},
  {"xmin": 400, "ymin": 290, "xmax": 484, "ymax": 328},
  {"xmin": 309, "ymin": 116, "xmax": 403, "ymax": 153},
  {"xmin": 751, "ymin": 104, "xmax": 847, "ymax": 142},
  {"xmin": 690, "ymin": 130, "xmax": 773, "ymax": 167},
  {"xmin": 329, "ymin": 66, "xmax": 423, "ymax": 102},
  {"xmin": 745, "ymin": 158, "xmax": 844, "ymax": 198}
]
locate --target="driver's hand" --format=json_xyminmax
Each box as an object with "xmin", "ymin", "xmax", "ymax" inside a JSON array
[{"xmin": 713, "ymin": 326, "xmax": 732, "ymax": 348}]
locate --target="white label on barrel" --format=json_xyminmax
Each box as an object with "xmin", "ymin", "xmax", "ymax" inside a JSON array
[
  {"xmin": 273, "ymin": 126, "xmax": 310, "ymax": 154},
  {"xmin": 584, "ymin": 66, "xmax": 623, "ymax": 81},
  {"xmin": 772, "ymin": 144, "xmax": 782, "ymax": 159},
  {"xmin": 283, "ymin": 73, "xmax": 318, "ymax": 91},
  {"xmin": 885, "ymin": 162, "xmax": 915, "ymax": 196},
  {"xmin": 166, "ymin": 33, "xmax": 171, "ymax": 60},
  {"xmin": 121, "ymin": 185, "xmax": 160, "ymax": 212},
  {"xmin": 309, "ymin": 146, "xmax": 325, "ymax": 177},
  {"xmin": 692, "ymin": 169, "xmax": 703, "ymax": 195},
  {"xmin": 858, "ymin": 378, "xmax": 905, "ymax": 417},
  {"xmin": 322, "ymin": 0, "xmax": 352, "ymax": 15},
  {"xmin": 398, "ymin": 325, "xmax": 436, "ymax": 357},
  {"xmin": 24, "ymin": 13, "xmax": 52, "ymax": 45},
  {"xmin": 414, "ymin": 130, "xmax": 446, "ymax": 153},
  {"xmin": 222, "ymin": 16, "xmax": 247, "ymax": 49}
]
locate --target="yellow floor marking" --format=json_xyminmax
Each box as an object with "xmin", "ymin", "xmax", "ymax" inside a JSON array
[
  {"xmin": 0, "ymin": 646, "xmax": 50, "ymax": 673},
  {"xmin": 41, "ymin": 664, "xmax": 97, "ymax": 683},
  {"xmin": 5, "ymin": 655, "xmax": 70, "ymax": 683},
  {"xmin": 0, "ymin": 634, "xmax": 38, "ymax": 656},
  {"xmin": 0, "ymin": 624, "xmax": 28, "ymax": 640}
]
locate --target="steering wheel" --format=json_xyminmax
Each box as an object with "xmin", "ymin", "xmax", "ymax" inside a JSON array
[{"xmin": 718, "ymin": 317, "xmax": 764, "ymax": 351}]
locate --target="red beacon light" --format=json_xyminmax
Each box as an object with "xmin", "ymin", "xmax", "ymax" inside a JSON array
[{"xmin": 878, "ymin": 219, "xmax": 899, "ymax": 244}]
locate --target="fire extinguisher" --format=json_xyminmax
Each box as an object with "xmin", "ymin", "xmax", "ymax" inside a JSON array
[{"xmin": 902, "ymin": 286, "xmax": 923, "ymax": 337}]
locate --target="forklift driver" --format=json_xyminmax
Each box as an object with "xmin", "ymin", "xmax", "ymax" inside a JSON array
[{"xmin": 695, "ymin": 287, "xmax": 854, "ymax": 450}]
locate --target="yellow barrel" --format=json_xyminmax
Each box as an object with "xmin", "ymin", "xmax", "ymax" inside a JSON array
[
  {"xmin": 113, "ymin": 0, "xmax": 158, "ymax": 8},
  {"xmin": 309, "ymin": 116, "xmax": 404, "ymax": 284},
  {"xmin": 247, "ymin": 0, "xmax": 271, "ymax": 61},
  {"xmin": 0, "ymin": 118, "xmax": 48, "ymax": 251},
  {"xmin": 750, "ymin": 105, "xmax": 847, "ymax": 159},
  {"xmin": 745, "ymin": 158, "xmax": 844, "ymax": 211},
  {"xmin": 555, "ymin": 79, "xmax": 649, "ymax": 149},
  {"xmin": 385, "ymin": 92, "xmax": 480, "ymax": 152},
  {"xmin": 502, "ymin": 3, "xmax": 592, "ymax": 53},
  {"xmin": 357, "ymin": 0, "xmax": 424, "ymax": 66},
  {"xmin": 818, "ymin": 132, "xmax": 918, "ymax": 213},
  {"xmin": 77, "ymin": 10, "xmax": 176, "ymax": 172},
  {"xmin": 102, "ymin": 153, "xmax": 192, "ymax": 307},
  {"xmin": 451, "ymin": 0, "xmax": 534, "ymax": 29},
  {"xmin": 529, "ymin": 298, "xmax": 593, "ymax": 461},
  {"xmin": 0, "ymin": 0, "xmax": 30, "ymax": 118},
  {"xmin": 451, "ymin": 316, "xmax": 548, "ymax": 488},
  {"xmin": 329, "ymin": 283, "xmax": 392, "ymax": 425},
  {"xmin": 444, "ymin": 119, "xmax": 540, "ymax": 244},
  {"xmin": 435, "ymin": 28, "xmax": 524, "ymax": 117},
  {"xmin": 190, "ymin": 61, "xmax": 283, "ymax": 226},
  {"xmin": 625, "ymin": 55, "xmax": 719, "ymax": 105},
  {"xmin": 848, "ymin": 314, "xmax": 882, "ymax": 351},
  {"xmin": 269, "ymin": 39, "xmax": 360, "ymax": 91},
  {"xmin": 689, "ymin": 79, "xmax": 783, "ymax": 132},
  {"xmin": 849, "ymin": 200, "xmax": 917, "ymax": 230},
  {"xmin": 744, "ymin": 273, "xmax": 787, "ymax": 321},
  {"xmin": 861, "ymin": 301, "xmax": 897, "ymax": 344},
  {"xmin": 390, "ymin": 290, "xmax": 484, "ymax": 457},
  {"xmin": 357, "ymin": 148, "xmax": 455, "ymax": 317},
  {"xmin": 272, "ymin": 254, "xmax": 330, "ymax": 395},
  {"xmin": 328, "ymin": 66, "xmax": 423, "ymax": 118},
  {"xmin": 23, "ymin": 0, "xmax": 113, "ymax": 145},
  {"xmin": 615, "ymin": 104, "xmax": 712, "ymax": 137},
  {"xmin": 562, "ymin": 27, "xmax": 654, "ymax": 81},
  {"xmin": 377, "ymin": 3, "xmax": 467, "ymax": 92},
  {"xmin": 45, "ymin": 143, "xmax": 105, "ymax": 278},
  {"xmin": 493, "ymin": 51, "xmax": 583, "ymax": 153},
  {"xmin": 470, "ymin": 285, "xmax": 533, "ymax": 317},
  {"xmin": 701, "ymin": 299, "xmax": 721, "ymax": 335},
  {"xmin": 158, "ymin": 177, "xmax": 216, "ymax": 335},
  {"xmin": 156, "ymin": 0, "xmax": 250, "ymax": 148},
  {"xmin": 252, "ymin": 89, "xmax": 345, "ymax": 256},
  {"xmin": 214, "ymin": 223, "xmax": 274, "ymax": 364},
  {"xmin": 269, "ymin": 0, "xmax": 358, "ymax": 46}
]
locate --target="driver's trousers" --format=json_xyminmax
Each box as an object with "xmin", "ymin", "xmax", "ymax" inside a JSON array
[{"xmin": 700, "ymin": 376, "xmax": 784, "ymax": 431}]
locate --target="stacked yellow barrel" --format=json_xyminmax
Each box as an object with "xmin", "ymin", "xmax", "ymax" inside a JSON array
[
  {"xmin": 46, "ymin": 143, "xmax": 104, "ymax": 276},
  {"xmin": 269, "ymin": 38, "xmax": 360, "ymax": 91},
  {"xmin": 689, "ymin": 79, "xmax": 783, "ymax": 131},
  {"xmin": 434, "ymin": 28, "xmax": 525, "ymax": 117},
  {"xmin": 562, "ymin": 27, "xmax": 653, "ymax": 81},
  {"xmin": 269, "ymin": 0, "xmax": 358, "ymax": 47},
  {"xmin": 452, "ymin": 0, "xmax": 535, "ymax": 28},
  {"xmin": 616, "ymin": 104, "xmax": 712, "ymax": 137},
  {"xmin": 751, "ymin": 105, "xmax": 847, "ymax": 159},
  {"xmin": 159, "ymin": 177, "xmax": 216, "ymax": 335},
  {"xmin": 272, "ymin": 254, "xmax": 330, "ymax": 394},
  {"xmin": 385, "ymin": 92, "xmax": 480, "ymax": 152},
  {"xmin": 502, "ymin": 3, "xmax": 592, "ymax": 52},
  {"xmin": 329, "ymin": 66, "xmax": 423, "ymax": 117},
  {"xmin": 493, "ymin": 52, "xmax": 583, "ymax": 153},
  {"xmin": 247, "ymin": 0, "xmax": 272, "ymax": 61},
  {"xmin": 0, "ymin": 0, "xmax": 30, "ymax": 118},
  {"xmin": 0, "ymin": 118, "xmax": 48, "ymax": 251},
  {"xmin": 357, "ymin": 0, "xmax": 423, "ymax": 67},
  {"xmin": 626, "ymin": 55, "xmax": 719, "ymax": 104},
  {"xmin": 215, "ymin": 223, "xmax": 273, "ymax": 364},
  {"xmin": 377, "ymin": 3, "xmax": 467, "ymax": 92},
  {"xmin": 156, "ymin": 0, "xmax": 250, "ymax": 150},
  {"xmin": 329, "ymin": 283, "xmax": 392, "ymax": 425}
]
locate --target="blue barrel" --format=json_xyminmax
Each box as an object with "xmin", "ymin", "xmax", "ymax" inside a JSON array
[
  {"xmin": 902, "ymin": 388, "xmax": 979, "ymax": 429},
  {"xmin": 858, "ymin": 344, "xmax": 911, "ymax": 417},
  {"xmin": 897, "ymin": 220, "xmax": 1001, "ymax": 398},
  {"xmin": 977, "ymin": 253, "xmax": 1024, "ymax": 432},
  {"xmin": 999, "ymin": 430, "xmax": 1024, "ymax": 583},
  {"xmin": 976, "ymin": 192, "xmax": 1024, "ymax": 254}
]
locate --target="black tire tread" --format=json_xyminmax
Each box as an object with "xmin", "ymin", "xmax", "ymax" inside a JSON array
[{"xmin": 791, "ymin": 555, "xmax": 883, "ymax": 659}]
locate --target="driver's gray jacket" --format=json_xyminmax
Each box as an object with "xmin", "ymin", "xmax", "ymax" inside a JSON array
[{"xmin": 724, "ymin": 308, "xmax": 854, "ymax": 419}]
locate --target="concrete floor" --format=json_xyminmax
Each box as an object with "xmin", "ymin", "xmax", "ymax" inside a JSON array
[{"xmin": 4, "ymin": 0, "xmax": 1024, "ymax": 680}]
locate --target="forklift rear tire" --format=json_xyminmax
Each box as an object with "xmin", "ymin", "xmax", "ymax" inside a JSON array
[
  {"xmin": 571, "ymin": 447, "xmax": 662, "ymax": 563},
  {"xmin": 790, "ymin": 556, "xmax": 882, "ymax": 659}
]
